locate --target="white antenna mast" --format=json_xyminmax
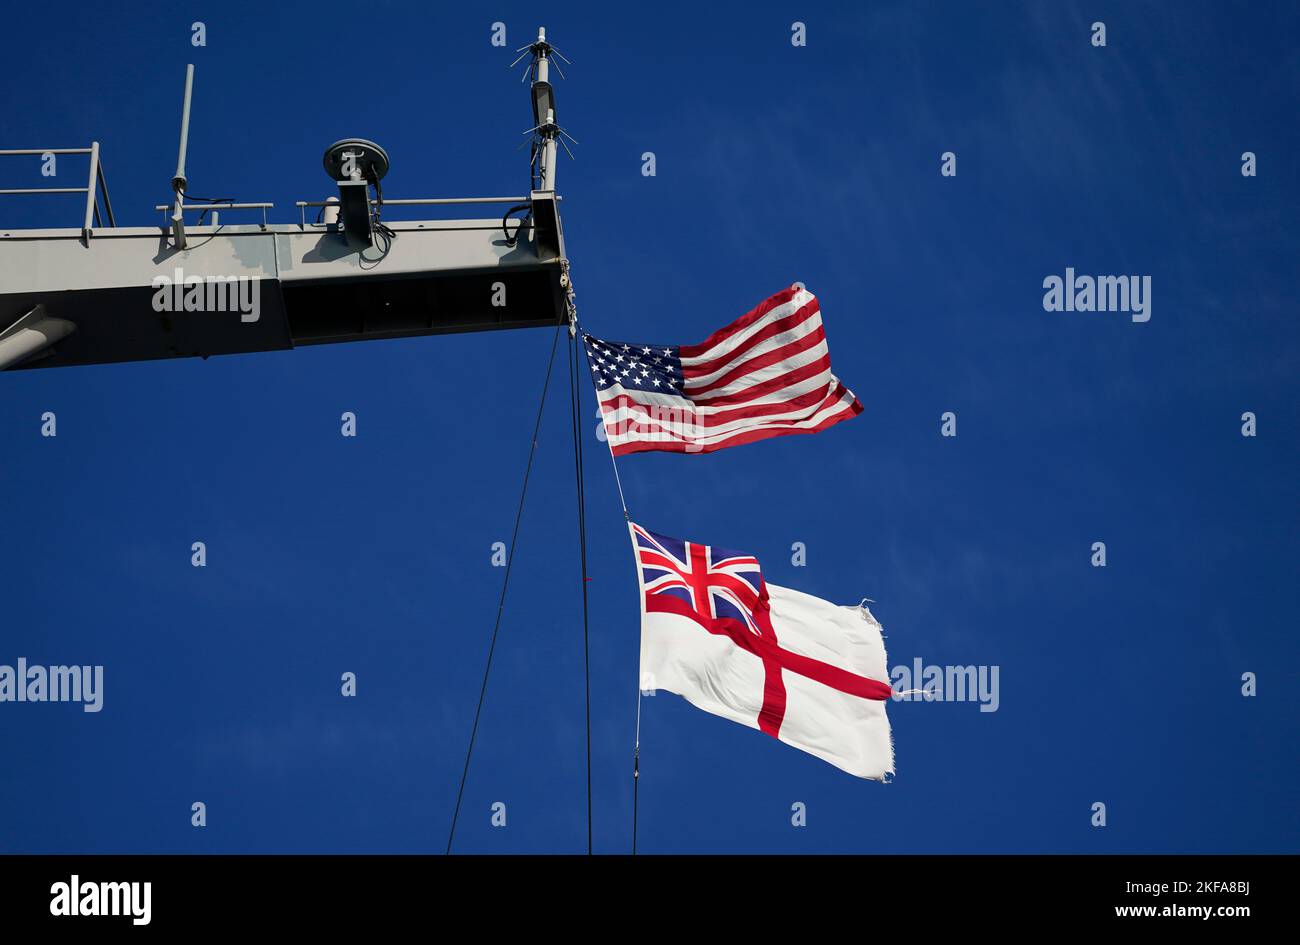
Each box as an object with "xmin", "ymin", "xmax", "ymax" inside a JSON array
[{"xmin": 513, "ymin": 27, "xmax": 576, "ymax": 193}]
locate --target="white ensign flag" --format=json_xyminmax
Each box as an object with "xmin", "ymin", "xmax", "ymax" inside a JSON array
[{"xmin": 632, "ymin": 523, "xmax": 895, "ymax": 780}]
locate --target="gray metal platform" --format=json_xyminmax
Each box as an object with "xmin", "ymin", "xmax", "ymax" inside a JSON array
[
  {"xmin": 0, "ymin": 213, "xmax": 566, "ymax": 370},
  {"xmin": 0, "ymin": 31, "xmax": 575, "ymax": 372}
]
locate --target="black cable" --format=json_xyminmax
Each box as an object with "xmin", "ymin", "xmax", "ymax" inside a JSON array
[
  {"xmin": 178, "ymin": 187, "xmax": 234, "ymax": 226},
  {"xmin": 446, "ymin": 324, "xmax": 563, "ymax": 855},
  {"xmin": 178, "ymin": 188, "xmax": 233, "ymax": 204},
  {"xmin": 502, "ymin": 202, "xmax": 532, "ymax": 247},
  {"xmin": 367, "ymin": 172, "xmax": 397, "ymax": 257},
  {"xmin": 529, "ymin": 139, "xmax": 542, "ymax": 192},
  {"xmin": 568, "ymin": 330, "xmax": 593, "ymax": 855},
  {"xmin": 576, "ymin": 329, "xmax": 639, "ymax": 856}
]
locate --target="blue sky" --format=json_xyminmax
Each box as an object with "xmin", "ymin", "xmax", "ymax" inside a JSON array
[{"xmin": 1, "ymin": 0, "xmax": 1296, "ymax": 853}]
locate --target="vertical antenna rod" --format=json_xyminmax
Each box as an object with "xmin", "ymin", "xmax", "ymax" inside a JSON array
[
  {"xmin": 172, "ymin": 64, "xmax": 195, "ymax": 193},
  {"xmin": 169, "ymin": 64, "xmax": 195, "ymax": 249}
]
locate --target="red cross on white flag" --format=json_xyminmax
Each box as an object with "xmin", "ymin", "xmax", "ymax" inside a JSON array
[{"xmin": 632, "ymin": 523, "xmax": 895, "ymax": 780}]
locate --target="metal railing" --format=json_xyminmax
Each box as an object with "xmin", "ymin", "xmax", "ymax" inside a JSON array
[
  {"xmin": 0, "ymin": 144, "xmax": 115, "ymax": 240},
  {"xmin": 0, "ymin": 149, "xmax": 552, "ymax": 237},
  {"xmin": 153, "ymin": 202, "xmax": 274, "ymax": 229},
  {"xmin": 293, "ymin": 196, "xmax": 551, "ymax": 228}
]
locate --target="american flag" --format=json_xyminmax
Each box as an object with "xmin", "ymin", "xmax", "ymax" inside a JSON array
[{"xmin": 585, "ymin": 285, "xmax": 862, "ymax": 456}]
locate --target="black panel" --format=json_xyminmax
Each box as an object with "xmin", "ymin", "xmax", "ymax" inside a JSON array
[{"xmin": 281, "ymin": 268, "xmax": 565, "ymax": 345}]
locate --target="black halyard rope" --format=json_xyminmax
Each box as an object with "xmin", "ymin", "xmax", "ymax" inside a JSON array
[
  {"xmin": 568, "ymin": 329, "xmax": 593, "ymax": 855},
  {"xmin": 574, "ymin": 326, "xmax": 639, "ymax": 855},
  {"xmin": 446, "ymin": 324, "xmax": 563, "ymax": 854}
]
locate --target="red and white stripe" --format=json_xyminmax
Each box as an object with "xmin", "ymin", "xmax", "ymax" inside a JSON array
[{"xmin": 598, "ymin": 285, "xmax": 862, "ymax": 455}]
